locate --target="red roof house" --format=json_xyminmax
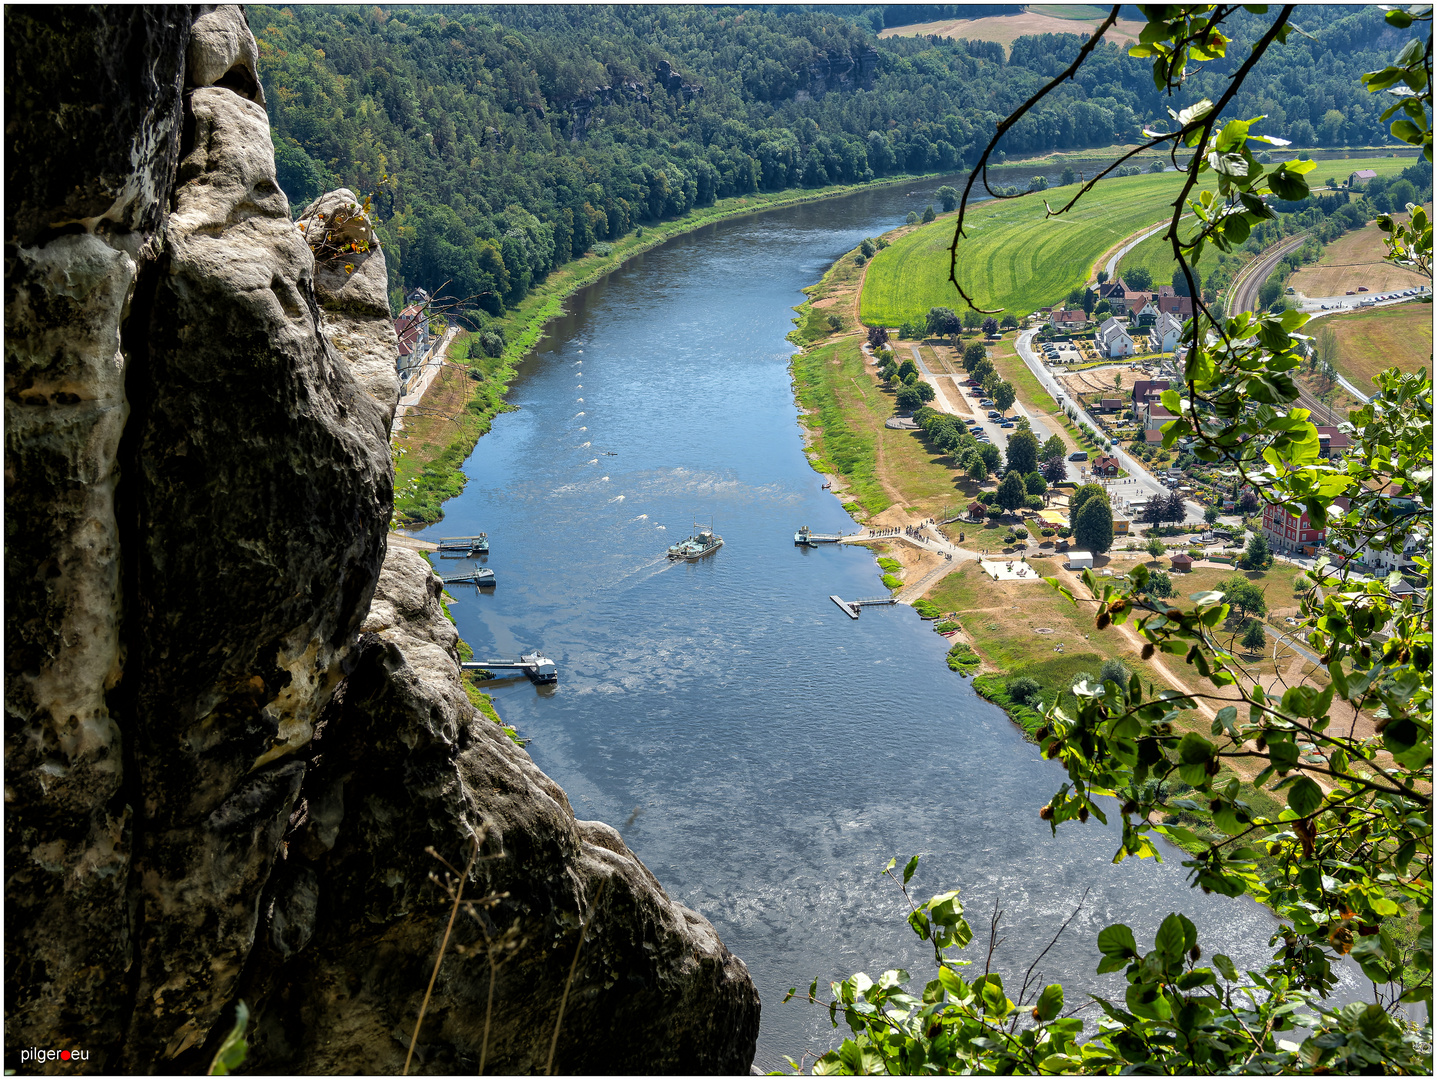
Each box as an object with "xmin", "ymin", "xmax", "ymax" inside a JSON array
[{"xmin": 1169, "ymin": 552, "xmax": 1194, "ymax": 571}]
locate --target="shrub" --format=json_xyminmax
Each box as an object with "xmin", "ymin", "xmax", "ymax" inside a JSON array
[
  {"xmin": 881, "ymin": 573, "xmax": 904, "ymax": 590},
  {"xmin": 935, "ymin": 619, "xmax": 961, "ymax": 634},
  {"xmin": 946, "ymin": 642, "xmax": 980, "ymax": 673},
  {"xmin": 1013, "ymin": 527, "xmax": 1029, "ymax": 539},
  {"xmin": 1099, "ymin": 658, "xmax": 1131, "ymax": 691},
  {"xmin": 1008, "ymin": 676, "xmax": 1043, "ymax": 708},
  {"xmin": 913, "ymin": 598, "xmax": 942, "ymax": 619}
]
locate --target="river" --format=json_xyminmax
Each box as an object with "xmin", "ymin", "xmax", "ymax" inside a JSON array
[{"xmin": 410, "ymin": 174, "xmax": 1362, "ymax": 1068}]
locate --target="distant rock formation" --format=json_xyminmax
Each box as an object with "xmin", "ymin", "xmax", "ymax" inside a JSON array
[
  {"xmin": 5, "ymin": 5, "xmax": 759, "ymax": 1074},
  {"xmin": 569, "ymin": 81, "xmax": 652, "ymax": 142},
  {"xmin": 795, "ymin": 47, "xmax": 880, "ymax": 98},
  {"xmin": 655, "ymin": 59, "xmax": 704, "ymax": 102}
]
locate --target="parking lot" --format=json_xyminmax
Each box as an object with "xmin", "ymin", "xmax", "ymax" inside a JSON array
[{"xmin": 1303, "ymin": 285, "xmax": 1431, "ymax": 312}]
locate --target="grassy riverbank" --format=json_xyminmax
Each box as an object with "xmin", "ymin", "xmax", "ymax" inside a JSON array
[{"xmin": 391, "ymin": 171, "xmax": 948, "ymax": 525}]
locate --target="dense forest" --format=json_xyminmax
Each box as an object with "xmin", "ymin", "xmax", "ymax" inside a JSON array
[{"xmin": 250, "ymin": 4, "xmax": 1416, "ymax": 318}]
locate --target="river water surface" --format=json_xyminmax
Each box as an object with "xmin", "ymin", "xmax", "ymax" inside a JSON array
[{"xmin": 412, "ymin": 176, "xmax": 1355, "ymax": 1068}]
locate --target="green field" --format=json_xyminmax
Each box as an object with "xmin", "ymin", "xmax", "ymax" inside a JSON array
[
  {"xmin": 1114, "ymin": 155, "xmax": 1420, "ymax": 288},
  {"xmin": 860, "ymin": 156, "xmax": 1419, "ymax": 328},
  {"xmin": 860, "ymin": 173, "xmax": 1199, "ymax": 325}
]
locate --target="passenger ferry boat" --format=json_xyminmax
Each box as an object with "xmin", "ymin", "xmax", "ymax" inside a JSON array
[{"xmin": 667, "ymin": 521, "xmax": 723, "ymax": 560}]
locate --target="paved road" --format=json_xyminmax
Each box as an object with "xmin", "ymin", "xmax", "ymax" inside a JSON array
[
  {"xmin": 391, "ymin": 323, "xmax": 461, "ymax": 435},
  {"xmin": 1103, "ymin": 217, "xmax": 1185, "ymax": 281},
  {"xmin": 1015, "ymin": 329, "xmax": 1205, "ymax": 524},
  {"xmin": 908, "ymin": 342, "xmax": 1056, "ymax": 463}
]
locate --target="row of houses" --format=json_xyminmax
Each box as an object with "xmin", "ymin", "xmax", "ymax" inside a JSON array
[
  {"xmin": 394, "ymin": 287, "xmax": 434, "ymax": 387},
  {"xmin": 1096, "ymin": 309, "xmax": 1184, "ymax": 358},
  {"xmin": 1094, "ymin": 280, "xmax": 1195, "ymax": 320}
]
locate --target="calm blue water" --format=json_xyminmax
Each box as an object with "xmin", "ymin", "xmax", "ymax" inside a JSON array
[{"xmin": 411, "ymin": 178, "xmax": 1366, "ymax": 1067}]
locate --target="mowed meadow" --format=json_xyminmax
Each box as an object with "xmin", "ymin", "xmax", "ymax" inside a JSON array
[
  {"xmin": 860, "ymin": 172, "xmax": 1201, "ymax": 324},
  {"xmin": 860, "ymin": 155, "xmax": 1417, "ymax": 326},
  {"xmin": 1115, "ymin": 155, "xmax": 1424, "ymax": 287}
]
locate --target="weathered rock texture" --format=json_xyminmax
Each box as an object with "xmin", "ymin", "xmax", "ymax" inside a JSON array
[
  {"xmin": 299, "ymin": 189, "xmax": 402, "ymax": 414},
  {"xmin": 239, "ymin": 547, "xmax": 760, "ymax": 1073},
  {"xmin": 5, "ymin": 5, "xmax": 758, "ymax": 1074}
]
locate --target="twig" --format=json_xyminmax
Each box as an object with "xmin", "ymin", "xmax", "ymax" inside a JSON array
[
  {"xmin": 405, "ymin": 834, "xmax": 481, "ymax": 1075},
  {"xmin": 1019, "ymin": 886, "xmax": 1090, "ymax": 1005},
  {"xmin": 983, "ymin": 895, "xmax": 1005, "ymax": 978}
]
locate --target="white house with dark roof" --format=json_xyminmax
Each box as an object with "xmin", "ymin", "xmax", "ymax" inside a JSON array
[
  {"xmin": 1151, "ymin": 309, "xmax": 1183, "ymax": 353},
  {"xmin": 1097, "ymin": 315, "xmax": 1134, "ymax": 358}
]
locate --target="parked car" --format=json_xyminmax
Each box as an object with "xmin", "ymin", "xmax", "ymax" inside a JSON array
[
  {"xmin": 1069, "ymin": 450, "xmax": 1089, "ymax": 461},
  {"xmin": 1346, "ymin": 290, "xmax": 1355, "ymax": 295},
  {"xmin": 1000, "ymin": 421, "xmax": 1015, "ymax": 429},
  {"xmin": 987, "ymin": 410, "xmax": 1001, "ymax": 418},
  {"xmin": 1358, "ymin": 286, "xmax": 1369, "ymax": 292}
]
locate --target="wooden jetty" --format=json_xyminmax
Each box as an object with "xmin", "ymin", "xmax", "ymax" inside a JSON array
[
  {"xmin": 461, "ymin": 653, "xmax": 557, "ymax": 683},
  {"xmin": 441, "ymin": 568, "xmax": 495, "ymax": 586},
  {"xmin": 830, "ymin": 595, "xmax": 898, "ymax": 618}
]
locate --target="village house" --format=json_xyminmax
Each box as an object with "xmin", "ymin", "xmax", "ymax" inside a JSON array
[
  {"xmin": 1316, "ymin": 424, "xmax": 1351, "ymax": 459},
  {"xmin": 1330, "ymin": 495, "xmax": 1425, "ymax": 572},
  {"xmin": 1130, "ymin": 378, "xmax": 1170, "ymax": 410},
  {"xmin": 1141, "ymin": 401, "xmax": 1176, "ymax": 431},
  {"xmin": 1135, "ymin": 299, "xmax": 1160, "ymax": 326},
  {"xmin": 1049, "ymin": 308, "xmax": 1088, "ymax": 329},
  {"xmin": 1156, "ymin": 285, "xmax": 1194, "ymax": 317},
  {"xmin": 1169, "ymin": 551, "xmax": 1194, "ymax": 572},
  {"xmin": 1097, "ymin": 397, "xmax": 1124, "ymax": 413},
  {"xmin": 1091, "ymin": 454, "xmax": 1121, "ymax": 477},
  {"xmin": 1262, "ymin": 495, "xmax": 1353, "ymax": 554},
  {"xmin": 1097, "ymin": 315, "xmax": 1135, "ymax": 358},
  {"xmin": 1151, "ymin": 309, "xmax": 1183, "ymax": 353},
  {"xmin": 1116, "ymin": 290, "xmax": 1153, "ymax": 317},
  {"xmin": 1348, "ymin": 168, "xmax": 1378, "ymax": 188},
  {"xmin": 394, "ymin": 286, "xmax": 432, "ymax": 382}
]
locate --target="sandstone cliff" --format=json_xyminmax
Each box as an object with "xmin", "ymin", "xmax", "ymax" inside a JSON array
[{"xmin": 5, "ymin": 6, "xmax": 758, "ymax": 1073}]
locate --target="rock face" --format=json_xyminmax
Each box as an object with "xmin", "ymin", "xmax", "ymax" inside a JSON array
[
  {"xmin": 798, "ymin": 48, "xmax": 880, "ymax": 97},
  {"xmin": 239, "ymin": 547, "xmax": 760, "ymax": 1073},
  {"xmin": 298, "ymin": 189, "xmax": 402, "ymax": 413},
  {"xmin": 5, "ymin": 5, "xmax": 758, "ymax": 1073}
]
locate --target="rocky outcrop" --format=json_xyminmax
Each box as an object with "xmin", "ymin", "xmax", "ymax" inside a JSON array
[
  {"xmin": 568, "ymin": 82, "xmax": 651, "ymax": 142},
  {"xmin": 796, "ymin": 48, "xmax": 880, "ymax": 98},
  {"xmin": 239, "ymin": 547, "xmax": 760, "ymax": 1073},
  {"xmin": 655, "ymin": 59, "xmax": 704, "ymax": 103},
  {"xmin": 6, "ymin": 5, "xmax": 758, "ymax": 1074},
  {"xmin": 297, "ymin": 189, "xmax": 402, "ymax": 413}
]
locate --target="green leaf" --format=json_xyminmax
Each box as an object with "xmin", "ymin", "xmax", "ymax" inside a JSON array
[
  {"xmin": 1097, "ymin": 923, "xmax": 1139, "ymax": 959},
  {"xmin": 208, "ymin": 1001, "xmax": 250, "ymax": 1076},
  {"xmin": 903, "ymin": 854, "xmax": 920, "ymax": 886},
  {"xmin": 1213, "ymin": 953, "xmax": 1239, "ymax": 981},
  {"xmin": 1035, "ymin": 982, "xmax": 1064, "ymax": 1022},
  {"xmin": 1155, "ymin": 913, "xmax": 1189, "ymax": 959},
  {"xmin": 1286, "ymin": 776, "xmax": 1322, "ymax": 817}
]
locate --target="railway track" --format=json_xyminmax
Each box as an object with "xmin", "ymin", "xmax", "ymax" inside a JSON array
[{"xmin": 1227, "ymin": 232, "xmax": 1309, "ymax": 316}]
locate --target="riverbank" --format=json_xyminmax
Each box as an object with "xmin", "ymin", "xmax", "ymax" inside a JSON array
[
  {"xmin": 787, "ymin": 233, "xmax": 1348, "ymax": 877},
  {"xmin": 391, "ymin": 171, "xmax": 953, "ymax": 525}
]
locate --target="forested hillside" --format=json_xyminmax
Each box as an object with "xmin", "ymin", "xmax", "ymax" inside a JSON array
[{"xmin": 250, "ymin": 4, "xmax": 1413, "ymax": 318}]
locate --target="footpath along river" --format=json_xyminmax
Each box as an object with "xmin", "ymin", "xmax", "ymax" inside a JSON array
[{"xmin": 410, "ymin": 176, "xmax": 1367, "ymax": 1067}]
